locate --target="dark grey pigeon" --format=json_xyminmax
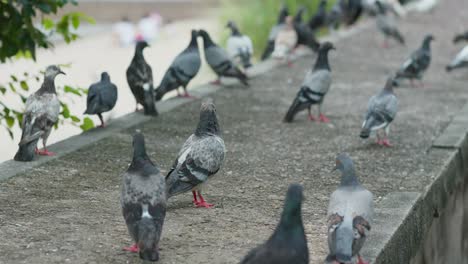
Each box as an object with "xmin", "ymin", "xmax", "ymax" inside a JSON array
[
  {"xmin": 375, "ymin": 1, "xmax": 405, "ymax": 47},
  {"xmin": 240, "ymin": 184, "xmax": 309, "ymax": 264},
  {"xmin": 326, "ymin": 153, "xmax": 373, "ymax": 264},
  {"xmin": 261, "ymin": 4, "xmax": 289, "ymax": 61},
  {"xmin": 154, "ymin": 30, "xmax": 201, "ymax": 101},
  {"xmin": 326, "ymin": 2, "xmax": 343, "ymax": 33},
  {"xmin": 284, "ymin": 42, "xmax": 335, "ymax": 123},
  {"xmin": 340, "ymin": 0, "xmax": 364, "ymax": 26},
  {"xmin": 121, "ymin": 132, "xmax": 166, "ymax": 262},
  {"xmin": 165, "ymin": 99, "xmax": 226, "ymax": 208},
  {"xmin": 293, "ymin": 7, "xmax": 320, "ymax": 52},
  {"xmin": 395, "ymin": 34, "xmax": 434, "ymax": 87},
  {"xmin": 360, "ymin": 76, "xmax": 398, "ymax": 147},
  {"xmin": 126, "ymin": 41, "xmax": 158, "ymax": 115},
  {"xmin": 83, "ymin": 72, "xmax": 118, "ymax": 127},
  {"xmin": 198, "ymin": 29, "xmax": 249, "ymax": 87},
  {"xmin": 453, "ymin": 31, "xmax": 468, "ymax": 44},
  {"xmin": 308, "ymin": 0, "xmax": 328, "ymax": 31},
  {"xmin": 446, "ymin": 45, "xmax": 468, "ymax": 72},
  {"xmin": 14, "ymin": 65, "xmax": 64, "ymax": 162}
]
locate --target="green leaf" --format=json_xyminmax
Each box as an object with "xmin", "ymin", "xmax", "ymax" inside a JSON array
[
  {"xmin": 70, "ymin": 115, "xmax": 80, "ymax": 122},
  {"xmin": 42, "ymin": 18, "xmax": 55, "ymax": 30},
  {"xmin": 80, "ymin": 117, "xmax": 95, "ymax": 131},
  {"xmin": 20, "ymin": 81, "xmax": 29, "ymax": 91},
  {"xmin": 61, "ymin": 104, "xmax": 70, "ymax": 118},
  {"xmin": 10, "ymin": 75, "xmax": 17, "ymax": 82},
  {"xmin": 63, "ymin": 85, "xmax": 81, "ymax": 96},
  {"xmin": 0, "ymin": 86, "xmax": 6, "ymax": 94},
  {"xmin": 71, "ymin": 14, "xmax": 80, "ymax": 29},
  {"xmin": 8, "ymin": 83, "xmax": 16, "ymax": 93},
  {"xmin": 5, "ymin": 116, "xmax": 14, "ymax": 128}
]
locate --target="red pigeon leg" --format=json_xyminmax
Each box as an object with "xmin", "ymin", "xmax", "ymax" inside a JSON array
[
  {"xmin": 123, "ymin": 244, "xmax": 139, "ymax": 253},
  {"xmin": 196, "ymin": 192, "xmax": 214, "ymax": 208}
]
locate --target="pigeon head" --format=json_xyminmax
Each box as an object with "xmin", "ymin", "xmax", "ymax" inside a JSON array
[
  {"xmin": 137, "ymin": 218, "xmax": 160, "ymax": 262},
  {"xmin": 422, "ymin": 34, "xmax": 434, "ymax": 49},
  {"xmin": 278, "ymin": 3, "xmax": 289, "ymax": 23},
  {"xmin": 333, "ymin": 153, "xmax": 359, "ymax": 186},
  {"xmin": 319, "ymin": 42, "xmax": 336, "ymax": 52},
  {"xmin": 384, "ymin": 75, "xmax": 398, "ymax": 92},
  {"xmin": 281, "ymin": 184, "xmax": 304, "ymax": 220},
  {"xmin": 136, "ymin": 41, "xmax": 149, "ymax": 51},
  {"xmin": 375, "ymin": 0, "xmax": 386, "ymax": 13},
  {"xmin": 100, "ymin": 72, "xmax": 110, "ymax": 82},
  {"xmin": 45, "ymin": 65, "xmax": 65, "ymax": 79},
  {"xmin": 226, "ymin": 21, "xmax": 241, "ymax": 36},
  {"xmin": 320, "ymin": 0, "xmax": 327, "ymax": 7},
  {"xmin": 313, "ymin": 42, "xmax": 335, "ymax": 71},
  {"xmin": 195, "ymin": 98, "xmax": 220, "ymax": 136},
  {"xmin": 293, "ymin": 6, "xmax": 306, "ymax": 23},
  {"xmin": 191, "ymin": 29, "xmax": 199, "ymax": 38},
  {"xmin": 132, "ymin": 131, "xmax": 148, "ymax": 161},
  {"xmin": 198, "ymin": 29, "xmax": 215, "ymax": 47}
]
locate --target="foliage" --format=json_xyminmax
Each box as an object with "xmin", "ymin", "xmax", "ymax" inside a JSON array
[
  {"xmin": 219, "ymin": 0, "xmax": 336, "ymax": 59},
  {"xmin": 0, "ymin": 0, "xmax": 96, "ymax": 140}
]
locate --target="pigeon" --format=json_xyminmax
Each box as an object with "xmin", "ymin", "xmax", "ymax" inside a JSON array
[
  {"xmin": 226, "ymin": 21, "xmax": 254, "ymax": 69},
  {"xmin": 126, "ymin": 41, "xmax": 158, "ymax": 115},
  {"xmin": 395, "ymin": 34, "xmax": 434, "ymax": 87},
  {"xmin": 293, "ymin": 7, "xmax": 321, "ymax": 52},
  {"xmin": 340, "ymin": 0, "xmax": 364, "ymax": 26},
  {"xmin": 453, "ymin": 31, "xmax": 468, "ymax": 44},
  {"xmin": 198, "ymin": 29, "xmax": 249, "ymax": 87},
  {"xmin": 326, "ymin": 2, "xmax": 343, "ymax": 33},
  {"xmin": 261, "ymin": 4, "xmax": 289, "ymax": 61},
  {"xmin": 308, "ymin": 0, "xmax": 328, "ymax": 31},
  {"xmin": 14, "ymin": 65, "xmax": 64, "ymax": 162},
  {"xmin": 375, "ymin": 1, "xmax": 405, "ymax": 47},
  {"xmin": 165, "ymin": 99, "xmax": 226, "ymax": 208},
  {"xmin": 326, "ymin": 153, "xmax": 373, "ymax": 264},
  {"xmin": 121, "ymin": 132, "xmax": 166, "ymax": 261},
  {"xmin": 446, "ymin": 45, "xmax": 468, "ymax": 72},
  {"xmin": 362, "ymin": 0, "xmax": 406, "ymax": 17},
  {"xmin": 284, "ymin": 42, "xmax": 335, "ymax": 123},
  {"xmin": 154, "ymin": 30, "xmax": 201, "ymax": 101},
  {"xmin": 360, "ymin": 76, "xmax": 398, "ymax": 147},
  {"xmin": 272, "ymin": 16, "xmax": 299, "ymax": 64},
  {"xmin": 240, "ymin": 184, "xmax": 309, "ymax": 264},
  {"xmin": 83, "ymin": 72, "xmax": 118, "ymax": 127}
]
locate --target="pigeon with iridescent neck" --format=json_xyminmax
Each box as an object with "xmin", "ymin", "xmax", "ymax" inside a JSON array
[
  {"xmin": 284, "ymin": 42, "xmax": 335, "ymax": 123},
  {"xmin": 240, "ymin": 184, "xmax": 309, "ymax": 264},
  {"xmin": 326, "ymin": 153, "xmax": 373, "ymax": 264},
  {"xmin": 84, "ymin": 72, "xmax": 118, "ymax": 127},
  {"xmin": 14, "ymin": 65, "xmax": 64, "ymax": 161},
  {"xmin": 165, "ymin": 99, "xmax": 226, "ymax": 208},
  {"xmin": 360, "ymin": 76, "xmax": 398, "ymax": 147},
  {"xmin": 121, "ymin": 132, "xmax": 166, "ymax": 261}
]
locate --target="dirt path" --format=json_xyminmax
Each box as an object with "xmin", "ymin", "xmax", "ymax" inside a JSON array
[{"xmin": 1, "ymin": 0, "xmax": 468, "ymax": 263}]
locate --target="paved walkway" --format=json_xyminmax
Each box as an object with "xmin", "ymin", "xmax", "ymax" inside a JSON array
[{"xmin": 1, "ymin": 0, "xmax": 468, "ymax": 263}]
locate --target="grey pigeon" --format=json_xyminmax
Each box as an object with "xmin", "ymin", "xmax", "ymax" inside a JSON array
[
  {"xmin": 453, "ymin": 31, "xmax": 468, "ymax": 44},
  {"xmin": 293, "ymin": 7, "xmax": 320, "ymax": 52},
  {"xmin": 126, "ymin": 41, "xmax": 158, "ymax": 115},
  {"xmin": 154, "ymin": 30, "xmax": 201, "ymax": 101},
  {"xmin": 284, "ymin": 42, "xmax": 335, "ymax": 123},
  {"xmin": 326, "ymin": 2, "xmax": 343, "ymax": 33},
  {"xmin": 121, "ymin": 132, "xmax": 166, "ymax": 261},
  {"xmin": 340, "ymin": 0, "xmax": 364, "ymax": 26},
  {"xmin": 308, "ymin": 0, "xmax": 328, "ymax": 31},
  {"xmin": 375, "ymin": 1, "xmax": 405, "ymax": 47},
  {"xmin": 226, "ymin": 21, "xmax": 254, "ymax": 69},
  {"xmin": 360, "ymin": 76, "xmax": 398, "ymax": 147},
  {"xmin": 165, "ymin": 99, "xmax": 226, "ymax": 208},
  {"xmin": 83, "ymin": 72, "xmax": 118, "ymax": 127},
  {"xmin": 198, "ymin": 29, "xmax": 249, "ymax": 86},
  {"xmin": 326, "ymin": 153, "xmax": 373, "ymax": 264},
  {"xmin": 395, "ymin": 34, "xmax": 434, "ymax": 87},
  {"xmin": 446, "ymin": 45, "xmax": 468, "ymax": 72},
  {"xmin": 14, "ymin": 65, "xmax": 64, "ymax": 162},
  {"xmin": 261, "ymin": 4, "xmax": 289, "ymax": 60},
  {"xmin": 240, "ymin": 184, "xmax": 309, "ymax": 264}
]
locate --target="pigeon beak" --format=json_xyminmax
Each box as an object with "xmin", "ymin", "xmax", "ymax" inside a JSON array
[
  {"xmin": 331, "ymin": 165, "xmax": 338, "ymax": 172},
  {"xmin": 59, "ymin": 70, "xmax": 66, "ymax": 75}
]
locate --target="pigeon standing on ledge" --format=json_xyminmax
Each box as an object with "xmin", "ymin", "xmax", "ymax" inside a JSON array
[
  {"xmin": 165, "ymin": 99, "xmax": 226, "ymax": 208},
  {"xmin": 14, "ymin": 65, "xmax": 64, "ymax": 162},
  {"xmin": 226, "ymin": 21, "xmax": 254, "ymax": 70},
  {"xmin": 240, "ymin": 184, "xmax": 309, "ymax": 264},
  {"xmin": 261, "ymin": 4, "xmax": 289, "ymax": 61},
  {"xmin": 395, "ymin": 34, "xmax": 434, "ymax": 87},
  {"xmin": 326, "ymin": 153, "xmax": 373, "ymax": 264},
  {"xmin": 284, "ymin": 42, "xmax": 335, "ymax": 123},
  {"xmin": 360, "ymin": 76, "xmax": 398, "ymax": 147},
  {"xmin": 84, "ymin": 72, "xmax": 118, "ymax": 128},
  {"xmin": 375, "ymin": 1, "xmax": 405, "ymax": 48},
  {"xmin": 154, "ymin": 30, "xmax": 201, "ymax": 101},
  {"xmin": 121, "ymin": 132, "xmax": 166, "ymax": 261},
  {"xmin": 198, "ymin": 29, "xmax": 249, "ymax": 87},
  {"xmin": 126, "ymin": 41, "xmax": 158, "ymax": 115},
  {"xmin": 446, "ymin": 45, "xmax": 468, "ymax": 72}
]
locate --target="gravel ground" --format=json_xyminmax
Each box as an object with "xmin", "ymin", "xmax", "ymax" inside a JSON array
[{"xmin": 1, "ymin": 0, "xmax": 468, "ymax": 263}]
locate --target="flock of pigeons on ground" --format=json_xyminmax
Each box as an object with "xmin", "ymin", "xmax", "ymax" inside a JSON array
[{"xmin": 8, "ymin": 0, "xmax": 468, "ymax": 263}]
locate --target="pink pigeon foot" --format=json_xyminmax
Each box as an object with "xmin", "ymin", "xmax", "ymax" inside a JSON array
[
  {"xmin": 36, "ymin": 149, "xmax": 55, "ymax": 156},
  {"xmin": 381, "ymin": 139, "xmax": 392, "ymax": 147},
  {"xmin": 195, "ymin": 193, "xmax": 214, "ymax": 208},
  {"xmin": 357, "ymin": 255, "xmax": 369, "ymax": 264},
  {"xmin": 182, "ymin": 92, "xmax": 197, "ymax": 99},
  {"xmin": 123, "ymin": 244, "xmax": 139, "ymax": 253},
  {"xmin": 210, "ymin": 79, "xmax": 221, "ymax": 86},
  {"xmin": 98, "ymin": 123, "xmax": 106, "ymax": 128},
  {"xmin": 319, "ymin": 114, "xmax": 330, "ymax": 123},
  {"xmin": 192, "ymin": 191, "xmax": 199, "ymax": 206},
  {"xmin": 287, "ymin": 61, "xmax": 293, "ymax": 67},
  {"xmin": 308, "ymin": 114, "xmax": 317, "ymax": 121}
]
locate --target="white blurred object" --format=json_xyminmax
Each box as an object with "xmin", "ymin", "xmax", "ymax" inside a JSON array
[
  {"xmin": 405, "ymin": 0, "xmax": 439, "ymax": 12},
  {"xmin": 137, "ymin": 13, "xmax": 162, "ymax": 43},
  {"xmin": 113, "ymin": 18, "xmax": 135, "ymax": 47}
]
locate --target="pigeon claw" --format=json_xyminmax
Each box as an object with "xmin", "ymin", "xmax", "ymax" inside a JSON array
[
  {"xmin": 319, "ymin": 114, "xmax": 330, "ymax": 123},
  {"xmin": 308, "ymin": 114, "xmax": 317, "ymax": 121},
  {"xmin": 381, "ymin": 139, "xmax": 392, "ymax": 147},
  {"xmin": 123, "ymin": 244, "xmax": 139, "ymax": 253},
  {"xmin": 357, "ymin": 255, "xmax": 369, "ymax": 264},
  {"xmin": 195, "ymin": 201, "xmax": 214, "ymax": 208},
  {"xmin": 36, "ymin": 149, "xmax": 55, "ymax": 156}
]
